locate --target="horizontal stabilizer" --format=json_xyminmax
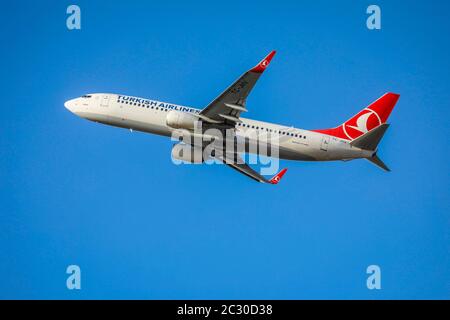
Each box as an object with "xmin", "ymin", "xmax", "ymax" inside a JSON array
[
  {"xmin": 367, "ymin": 154, "xmax": 390, "ymax": 172},
  {"xmin": 350, "ymin": 124, "xmax": 389, "ymax": 151}
]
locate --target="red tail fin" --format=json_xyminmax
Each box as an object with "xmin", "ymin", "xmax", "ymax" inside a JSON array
[{"xmin": 312, "ymin": 93, "xmax": 400, "ymax": 140}]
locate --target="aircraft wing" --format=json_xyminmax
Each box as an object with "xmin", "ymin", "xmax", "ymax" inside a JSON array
[
  {"xmin": 198, "ymin": 51, "xmax": 276, "ymax": 126},
  {"xmin": 216, "ymin": 152, "xmax": 287, "ymax": 184}
]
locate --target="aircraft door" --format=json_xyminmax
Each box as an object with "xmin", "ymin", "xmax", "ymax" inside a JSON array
[
  {"xmin": 100, "ymin": 94, "xmax": 110, "ymax": 107},
  {"xmin": 320, "ymin": 136, "xmax": 330, "ymax": 151}
]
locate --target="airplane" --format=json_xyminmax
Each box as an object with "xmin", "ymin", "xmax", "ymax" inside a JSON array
[{"xmin": 64, "ymin": 50, "xmax": 400, "ymax": 184}]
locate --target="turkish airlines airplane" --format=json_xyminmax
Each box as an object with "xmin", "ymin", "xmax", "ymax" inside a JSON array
[{"xmin": 64, "ymin": 51, "xmax": 400, "ymax": 184}]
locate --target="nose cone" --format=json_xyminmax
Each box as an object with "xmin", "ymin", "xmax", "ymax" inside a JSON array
[
  {"xmin": 65, "ymin": 96, "xmax": 94, "ymax": 120},
  {"xmin": 64, "ymin": 98, "xmax": 76, "ymax": 112}
]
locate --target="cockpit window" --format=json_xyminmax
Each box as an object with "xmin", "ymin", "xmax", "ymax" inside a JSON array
[{"xmin": 81, "ymin": 95, "xmax": 92, "ymax": 98}]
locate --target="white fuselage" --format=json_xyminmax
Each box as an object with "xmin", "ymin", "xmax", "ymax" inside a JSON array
[{"xmin": 64, "ymin": 93, "xmax": 374, "ymax": 162}]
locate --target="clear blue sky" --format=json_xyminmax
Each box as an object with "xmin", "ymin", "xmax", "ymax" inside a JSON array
[{"xmin": 1, "ymin": 0, "xmax": 449, "ymax": 299}]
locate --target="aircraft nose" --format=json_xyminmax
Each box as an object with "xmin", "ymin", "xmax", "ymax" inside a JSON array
[{"xmin": 64, "ymin": 98, "xmax": 77, "ymax": 113}]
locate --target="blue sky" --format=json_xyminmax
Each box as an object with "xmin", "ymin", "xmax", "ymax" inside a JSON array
[{"xmin": 1, "ymin": 0, "xmax": 449, "ymax": 299}]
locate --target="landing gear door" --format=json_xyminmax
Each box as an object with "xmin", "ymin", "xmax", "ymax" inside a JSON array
[
  {"xmin": 100, "ymin": 94, "xmax": 110, "ymax": 107},
  {"xmin": 320, "ymin": 136, "xmax": 330, "ymax": 151}
]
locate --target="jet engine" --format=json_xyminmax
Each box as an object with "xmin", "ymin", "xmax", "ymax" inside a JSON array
[
  {"xmin": 171, "ymin": 143, "xmax": 205, "ymax": 164},
  {"xmin": 166, "ymin": 110, "xmax": 199, "ymax": 130}
]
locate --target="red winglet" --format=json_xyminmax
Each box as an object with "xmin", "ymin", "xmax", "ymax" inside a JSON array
[
  {"xmin": 250, "ymin": 50, "xmax": 276, "ymax": 73},
  {"xmin": 269, "ymin": 168, "xmax": 288, "ymax": 184}
]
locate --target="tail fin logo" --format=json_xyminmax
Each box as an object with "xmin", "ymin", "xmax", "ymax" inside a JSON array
[
  {"xmin": 311, "ymin": 93, "xmax": 399, "ymax": 141},
  {"xmin": 343, "ymin": 109, "xmax": 381, "ymax": 140}
]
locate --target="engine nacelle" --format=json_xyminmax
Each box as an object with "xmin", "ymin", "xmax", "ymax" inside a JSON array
[
  {"xmin": 166, "ymin": 110, "xmax": 199, "ymax": 130},
  {"xmin": 171, "ymin": 143, "xmax": 205, "ymax": 164}
]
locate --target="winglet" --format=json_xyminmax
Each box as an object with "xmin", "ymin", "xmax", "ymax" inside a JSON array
[
  {"xmin": 250, "ymin": 50, "xmax": 276, "ymax": 73},
  {"xmin": 269, "ymin": 168, "xmax": 288, "ymax": 184}
]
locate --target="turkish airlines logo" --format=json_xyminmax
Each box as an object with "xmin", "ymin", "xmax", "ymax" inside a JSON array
[
  {"xmin": 342, "ymin": 109, "xmax": 381, "ymax": 139},
  {"xmin": 259, "ymin": 59, "xmax": 269, "ymax": 69}
]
